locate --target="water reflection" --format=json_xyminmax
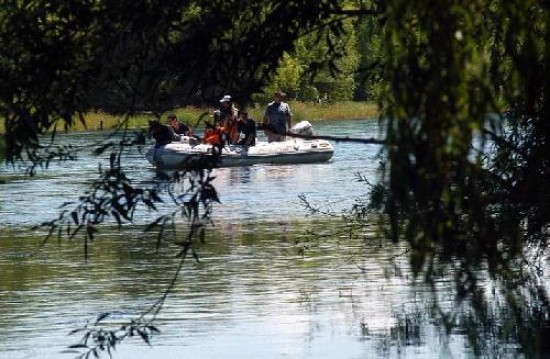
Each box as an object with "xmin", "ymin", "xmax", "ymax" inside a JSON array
[
  {"xmin": 228, "ymin": 166, "xmax": 251, "ymax": 184},
  {"xmin": 0, "ymin": 221, "xmax": 474, "ymax": 359},
  {"xmin": 0, "ymin": 120, "xmax": 482, "ymax": 358}
]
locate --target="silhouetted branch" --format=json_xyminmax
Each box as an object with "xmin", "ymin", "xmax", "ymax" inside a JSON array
[{"xmin": 286, "ymin": 130, "xmax": 386, "ymax": 145}]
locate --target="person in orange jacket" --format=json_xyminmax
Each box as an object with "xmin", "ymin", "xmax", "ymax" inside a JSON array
[{"xmin": 204, "ymin": 95, "xmax": 239, "ymax": 145}]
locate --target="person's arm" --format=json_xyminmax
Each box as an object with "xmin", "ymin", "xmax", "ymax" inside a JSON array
[
  {"xmin": 166, "ymin": 125, "xmax": 178, "ymax": 140},
  {"xmin": 182, "ymin": 123, "xmax": 192, "ymax": 136},
  {"xmin": 262, "ymin": 109, "xmax": 271, "ymax": 135}
]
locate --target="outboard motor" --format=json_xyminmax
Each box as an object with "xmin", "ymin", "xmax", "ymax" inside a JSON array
[{"xmin": 289, "ymin": 121, "xmax": 314, "ymax": 137}]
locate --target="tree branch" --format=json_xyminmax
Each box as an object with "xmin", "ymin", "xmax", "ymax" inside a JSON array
[{"xmin": 285, "ymin": 130, "xmax": 386, "ymax": 145}]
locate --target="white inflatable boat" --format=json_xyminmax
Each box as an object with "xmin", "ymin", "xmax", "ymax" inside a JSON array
[{"xmin": 144, "ymin": 121, "xmax": 334, "ymax": 169}]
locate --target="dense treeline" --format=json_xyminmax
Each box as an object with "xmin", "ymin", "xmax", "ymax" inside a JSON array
[
  {"xmin": 0, "ymin": 0, "xmax": 359, "ymax": 163},
  {"xmin": 2, "ymin": 1, "xmax": 550, "ymax": 357}
]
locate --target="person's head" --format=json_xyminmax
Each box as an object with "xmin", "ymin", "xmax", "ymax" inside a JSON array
[
  {"xmin": 239, "ymin": 109, "xmax": 249, "ymax": 121},
  {"xmin": 274, "ymin": 90, "xmax": 285, "ymax": 103},
  {"xmin": 149, "ymin": 119, "xmax": 163, "ymax": 133},
  {"xmin": 220, "ymin": 95, "xmax": 232, "ymax": 109},
  {"xmin": 167, "ymin": 114, "xmax": 178, "ymax": 126}
]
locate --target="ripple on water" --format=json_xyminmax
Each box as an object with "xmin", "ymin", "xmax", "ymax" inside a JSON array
[{"xmin": 0, "ymin": 121, "xmax": 473, "ymax": 359}]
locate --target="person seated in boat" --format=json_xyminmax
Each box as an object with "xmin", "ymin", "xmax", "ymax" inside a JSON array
[
  {"xmin": 167, "ymin": 113, "xmax": 192, "ymax": 136},
  {"xmin": 167, "ymin": 113, "xmax": 200, "ymax": 144},
  {"xmin": 149, "ymin": 120, "xmax": 175, "ymax": 147},
  {"xmin": 236, "ymin": 109, "xmax": 256, "ymax": 146},
  {"xmin": 263, "ymin": 90, "xmax": 292, "ymax": 142}
]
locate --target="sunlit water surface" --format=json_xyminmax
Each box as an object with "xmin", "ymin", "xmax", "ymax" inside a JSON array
[{"xmin": 0, "ymin": 120, "xmax": 474, "ymax": 358}]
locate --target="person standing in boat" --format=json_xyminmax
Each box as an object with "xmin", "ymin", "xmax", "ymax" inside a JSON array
[
  {"xmin": 263, "ymin": 90, "xmax": 292, "ymax": 142},
  {"xmin": 237, "ymin": 109, "xmax": 256, "ymax": 146},
  {"xmin": 167, "ymin": 113, "xmax": 192, "ymax": 137},
  {"xmin": 210, "ymin": 95, "xmax": 239, "ymax": 144},
  {"xmin": 216, "ymin": 95, "xmax": 239, "ymax": 120}
]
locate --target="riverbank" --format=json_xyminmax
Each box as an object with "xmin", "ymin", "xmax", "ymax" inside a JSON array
[{"xmin": 61, "ymin": 101, "xmax": 379, "ymax": 132}]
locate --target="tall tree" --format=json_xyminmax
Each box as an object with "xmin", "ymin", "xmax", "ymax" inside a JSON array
[{"xmin": 368, "ymin": 0, "xmax": 550, "ymax": 355}]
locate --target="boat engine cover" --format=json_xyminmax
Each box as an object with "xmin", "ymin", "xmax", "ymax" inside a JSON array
[{"xmin": 289, "ymin": 121, "xmax": 314, "ymax": 136}]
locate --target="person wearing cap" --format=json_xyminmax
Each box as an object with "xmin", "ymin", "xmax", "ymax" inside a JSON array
[
  {"xmin": 215, "ymin": 95, "xmax": 239, "ymax": 121},
  {"xmin": 237, "ymin": 109, "xmax": 256, "ymax": 146},
  {"xmin": 215, "ymin": 95, "xmax": 239, "ymax": 144},
  {"xmin": 263, "ymin": 90, "xmax": 292, "ymax": 142},
  {"xmin": 204, "ymin": 95, "xmax": 239, "ymax": 145}
]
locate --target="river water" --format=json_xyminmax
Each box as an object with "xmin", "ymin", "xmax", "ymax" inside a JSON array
[{"xmin": 0, "ymin": 120, "xmax": 475, "ymax": 358}]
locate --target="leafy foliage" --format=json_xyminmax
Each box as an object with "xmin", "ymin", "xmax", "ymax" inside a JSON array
[
  {"xmin": 365, "ymin": 1, "xmax": 550, "ymax": 356},
  {"xmin": 263, "ymin": 16, "xmax": 361, "ymax": 102},
  {"xmin": 1, "ymin": 0, "xmax": 346, "ymax": 165},
  {"xmin": 66, "ymin": 313, "xmax": 161, "ymax": 359},
  {"xmin": 4, "ymin": 0, "xmax": 550, "ymax": 357}
]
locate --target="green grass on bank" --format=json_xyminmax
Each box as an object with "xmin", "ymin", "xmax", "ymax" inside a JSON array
[
  {"xmin": 290, "ymin": 101, "xmax": 379, "ymax": 122},
  {"xmin": 0, "ymin": 101, "xmax": 379, "ymax": 134},
  {"xmin": 86, "ymin": 101, "xmax": 378, "ymax": 132},
  {"xmin": 64, "ymin": 101, "xmax": 378, "ymax": 131}
]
